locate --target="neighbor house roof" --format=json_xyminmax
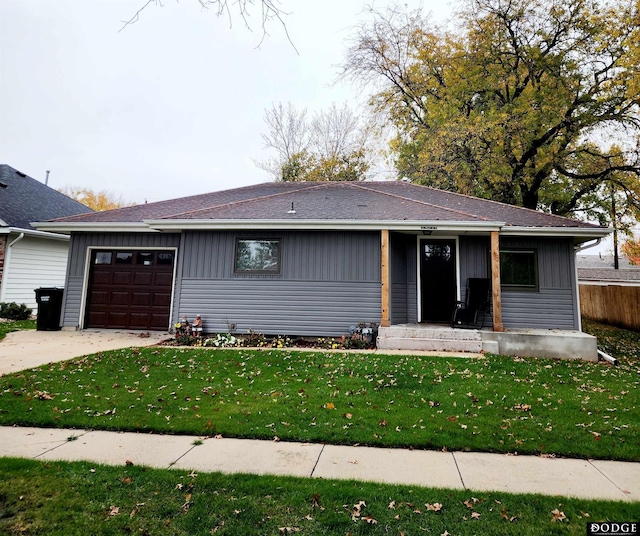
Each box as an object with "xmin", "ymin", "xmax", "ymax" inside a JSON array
[
  {"xmin": 0, "ymin": 164, "xmax": 93, "ymax": 231},
  {"xmin": 34, "ymin": 181, "xmax": 609, "ymax": 239},
  {"xmin": 577, "ymin": 254, "xmax": 640, "ymax": 284}
]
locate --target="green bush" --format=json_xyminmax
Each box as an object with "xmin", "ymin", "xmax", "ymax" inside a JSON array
[{"xmin": 0, "ymin": 302, "xmax": 32, "ymax": 321}]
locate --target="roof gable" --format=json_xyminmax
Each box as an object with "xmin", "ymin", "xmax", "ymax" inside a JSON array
[{"xmin": 0, "ymin": 165, "xmax": 93, "ymax": 230}]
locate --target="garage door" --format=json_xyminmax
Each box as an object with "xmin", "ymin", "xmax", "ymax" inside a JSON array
[{"xmin": 85, "ymin": 250, "xmax": 174, "ymax": 330}]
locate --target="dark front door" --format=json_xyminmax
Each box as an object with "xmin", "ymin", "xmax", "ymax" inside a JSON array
[
  {"xmin": 85, "ymin": 250, "xmax": 174, "ymax": 330},
  {"xmin": 420, "ymin": 239, "xmax": 457, "ymax": 322}
]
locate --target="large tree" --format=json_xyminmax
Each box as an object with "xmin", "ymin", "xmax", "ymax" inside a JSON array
[
  {"xmin": 58, "ymin": 187, "xmax": 130, "ymax": 212},
  {"xmin": 256, "ymin": 102, "xmax": 374, "ymax": 182},
  {"xmin": 342, "ymin": 0, "xmax": 640, "ymax": 215}
]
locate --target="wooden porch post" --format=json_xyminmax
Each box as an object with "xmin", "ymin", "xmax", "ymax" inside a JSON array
[
  {"xmin": 381, "ymin": 229, "xmax": 390, "ymax": 327},
  {"xmin": 491, "ymin": 231, "xmax": 504, "ymax": 332}
]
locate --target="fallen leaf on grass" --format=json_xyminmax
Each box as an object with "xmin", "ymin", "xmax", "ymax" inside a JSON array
[
  {"xmin": 362, "ymin": 515, "xmax": 378, "ymax": 524},
  {"xmin": 278, "ymin": 527, "xmax": 300, "ymax": 534},
  {"xmin": 471, "ymin": 512, "xmax": 481, "ymax": 519},
  {"xmin": 109, "ymin": 506, "xmax": 119, "ymax": 516},
  {"xmin": 551, "ymin": 509, "xmax": 566, "ymax": 522},
  {"xmin": 425, "ymin": 503, "xmax": 443, "ymax": 512},
  {"xmin": 326, "ymin": 402, "xmax": 335, "ymax": 410},
  {"xmin": 388, "ymin": 501, "xmax": 396, "ymax": 509}
]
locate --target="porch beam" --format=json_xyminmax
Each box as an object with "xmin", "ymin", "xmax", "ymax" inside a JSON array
[
  {"xmin": 491, "ymin": 231, "xmax": 504, "ymax": 332},
  {"xmin": 381, "ymin": 229, "xmax": 390, "ymax": 327}
]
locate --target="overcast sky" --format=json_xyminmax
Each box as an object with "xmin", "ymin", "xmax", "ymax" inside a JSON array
[{"xmin": 0, "ymin": 0, "xmax": 457, "ymax": 204}]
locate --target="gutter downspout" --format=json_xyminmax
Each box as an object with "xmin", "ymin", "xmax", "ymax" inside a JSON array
[
  {"xmin": 0, "ymin": 233, "xmax": 25, "ymax": 303},
  {"xmin": 575, "ymin": 237, "xmax": 602, "ymax": 253},
  {"xmin": 8, "ymin": 232, "xmax": 25, "ymax": 248}
]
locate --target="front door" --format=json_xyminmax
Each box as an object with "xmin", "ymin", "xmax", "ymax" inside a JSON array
[{"xmin": 420, "ymin": 239, "xmax": 457, "ymax": 323}]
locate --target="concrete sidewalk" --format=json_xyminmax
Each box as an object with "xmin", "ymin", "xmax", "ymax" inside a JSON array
[
  {"xmin": 1, "ymin": 426, "xmax": 638, "ymax": 502},
  {"xmin": 0, "ymin": 329, "xmax": 169, "ymax": 375}
]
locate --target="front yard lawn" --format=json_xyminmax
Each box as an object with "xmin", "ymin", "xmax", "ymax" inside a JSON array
[
  {"xmin": 0, "ymin": 319, "xmax": 36, "ymax": 341},
  {"xmin": 1, "ymin": 346, "xmax": 638, "ymax": 461},
  {"xmin": 1, "ymin": 457, "xmax": 638, "ymax": 536}
]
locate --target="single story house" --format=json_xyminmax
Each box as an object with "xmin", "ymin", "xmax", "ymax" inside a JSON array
[
  {"xmin": 0, "ymin": 165, "xmax": 92, "ymax": 312},
  {"xmin": 35, "ymin": 181, "xmax": 610, "ymax": 360}
]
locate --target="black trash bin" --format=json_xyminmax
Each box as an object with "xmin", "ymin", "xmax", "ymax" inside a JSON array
[{"xmin": 34, "ymin": 287, "xmax": 64, "ymax": 331}]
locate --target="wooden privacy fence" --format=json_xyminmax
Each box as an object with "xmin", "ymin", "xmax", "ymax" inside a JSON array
[{"xmin": 580, "ymin": 284, "xmax": 640, "ymax": 331}]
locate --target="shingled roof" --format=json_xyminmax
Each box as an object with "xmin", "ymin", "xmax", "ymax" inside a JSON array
[
  {"xmin": 36, "ymin": 181, "xmax": 607, "ymax": 235},
  {"xmin": 0, "ymin": 164, "xmax": 93, "ymax": 230}
]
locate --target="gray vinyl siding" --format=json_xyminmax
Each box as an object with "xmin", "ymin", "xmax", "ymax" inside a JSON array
[
  {"xmin": 390, "ymin": 233, "xmax": 408, "ymax": 324},
  {"xmin": 500, "ymin": 237, "xmax": 578, "ymax": 330},
  {"xmin": 62, "ymin": 232, "xmax": 181, "ymax": 327},
  {"xmin": 176, "ymin": 230, "xmax": 382, "ymax": 336}
]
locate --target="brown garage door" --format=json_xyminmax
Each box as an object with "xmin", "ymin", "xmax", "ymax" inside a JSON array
[{"xmin": 85, "ymin": 250, "xmax": 174, "ymax": 330}]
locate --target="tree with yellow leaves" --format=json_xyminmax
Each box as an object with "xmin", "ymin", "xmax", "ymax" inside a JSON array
[
  {"xmin": 58, "ymin": 186, "xmax": 130, "ymax": 211},
  {"xmin": 342, "ymin": 0, "xmax": 640, "ymax": 216}
]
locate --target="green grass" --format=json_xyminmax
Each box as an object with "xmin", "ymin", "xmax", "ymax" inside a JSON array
[
  {"xmin": 0, "ymin": 457, "xmax": 637, "ymax": 536},
  {"xmin": 1, "ymin": 345, "xmax": 638, "ymax": 461},
  {"xmin": 582, "ymin": 318, "xmax": 640, "ymax": 364},
  {"xmin": 0, "ymin": 319, "xmax": 36, "ymax": 341}
]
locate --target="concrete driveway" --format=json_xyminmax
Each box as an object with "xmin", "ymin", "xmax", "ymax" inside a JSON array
[{"xmin": 0, "ymin": 329, "xmax": 169, "ymax": 375}]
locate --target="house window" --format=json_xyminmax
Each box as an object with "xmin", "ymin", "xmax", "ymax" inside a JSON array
[
  {"xmin": 500, "ymin": 249, "xmax": 538, "ymax": 290},
  {"xmin": 235, "ymin": 239, "xmax": 281, "ymax": 273}
]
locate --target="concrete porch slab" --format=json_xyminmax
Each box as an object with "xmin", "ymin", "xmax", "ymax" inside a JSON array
[
  {"xmin": 173, "ymin": 437, "xmax": 323, "ymax": 478},
  {"xmin": 481, "ymin": 329, "xmax": 598, "ymax": 361},
  {"xmin": 313, "ymin": 444, "xmax": 464, "ymax": 489}
]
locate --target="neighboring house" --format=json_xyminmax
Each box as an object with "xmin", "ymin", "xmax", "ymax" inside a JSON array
[
  {"xmin": 35, "ymin": 181, "xmax": 609, "ymax": 359},
  {"xmin": 0, "ymin": 165, "xmax": 93, "ymax": 312},
  {"xmin": 577, "ymin": 254, "xmax": 640, "ymax": 286}
]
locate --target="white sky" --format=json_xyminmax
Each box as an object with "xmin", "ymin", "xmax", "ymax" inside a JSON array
[
  {"xmin": 0, "ymin": 0, "xmax": 456, "ymax": 205},
  {"xmin": 0, "ymin": 0, "xmax": 622, "ymax": 255}
]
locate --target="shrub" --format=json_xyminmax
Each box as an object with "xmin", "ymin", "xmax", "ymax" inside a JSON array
[{"xmin": 0, "ymin": 302, "xmax": 32, "ymax": 321}]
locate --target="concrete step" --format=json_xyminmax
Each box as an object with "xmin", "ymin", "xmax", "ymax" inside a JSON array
[
  {"xmin": 376, "ymin": 336, "xmax": 483, "ymax": 353},
  {"xmin": 378, "ymin": 326, "xmax": 482, "ymax": 341}
]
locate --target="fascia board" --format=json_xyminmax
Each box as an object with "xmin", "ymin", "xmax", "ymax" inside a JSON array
[
  {"xmin": 501, "ymin": 226, "xmax": 612, "ymax": 238},
  {"xmin": 0, "ymin": 226, "xmax": 71, "ymax": 241},
  {"xmin": 144, "ymin": 219, "xmax": 507, "ymax": 232},
  {"xmin": 32, "ymin": 222, "xmax": 158, "ymax": 233}
]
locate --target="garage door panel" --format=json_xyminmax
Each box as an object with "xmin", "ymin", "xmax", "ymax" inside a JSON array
[
  {"xmin": 150, "ymin": 314, "xmax": 169, "ymax": 330},
  {"xmin": 90, "ymin": 290, "xmax": 109, "ymax": 305},
  {"xmin": 133, "ymin": 272, "xmax": 153, "ymax": 285},
  {"xmin": 155, "ymin": 272, "xmax": 173, "ymax": 286},
  {"xmin": 88, "ymin": 311, "xmax": 107, "ymax": 327},
  {"xmin": 152, "ymin": 292, "xmax": 171, "ymax": 307},
  {"xmin": 131, "ymin": 292, "xmax": 152, "ymax": 306},
  {"xmin": 112, "ymin": 271, "xmax": 133, "ymax": 285},
  {"xmin": 129, "ymin": 313, "xmax": 151, "ymax": 328},
  {"xmin": 106, "ymin": 312, "xmax": 128, "ymax": 328},
  {"xmin": 92, "ymin": 271, "xmax": 112, "ymax": 285},
  {"xmin": 110, "ymin": 292, "xmax": 131, "ymax": 306},
  {"xmin": 86, "ymin": 249, "xmax": 174, "ymax": 331}
]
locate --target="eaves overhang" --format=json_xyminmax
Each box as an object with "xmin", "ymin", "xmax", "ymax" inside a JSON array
[
  {"xmin": 32, "ymin": 222, "xmax": 160, "ymax": 233},
  {"xmin": 0, "ymin": 226, "xmax": 71, "ymax": 241},
  {"xmin": 500, "ymin": 226, "xmax": 612, "ymax": 241},
  {"xmin": 144, "ymin": 219, "xmax": 507, "ymax": 232}
]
